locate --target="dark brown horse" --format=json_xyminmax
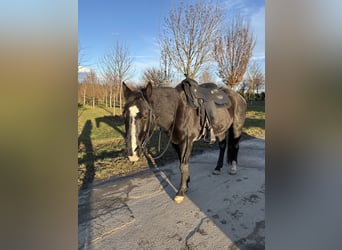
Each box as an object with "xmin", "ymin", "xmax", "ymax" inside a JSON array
[{"xmin": 122, "ymin": 79, "xmax": 246, "ymax": 203}]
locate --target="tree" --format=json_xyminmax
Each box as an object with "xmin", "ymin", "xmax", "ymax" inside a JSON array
[
  {"xmin": 247, "ymin": 61, "xmax": 265, "ymax": 95},
  {"xmin": 198, "ymin": 67, "xmax": 215, "ymax": 83},
  {"xmin": 78, "ymin": 41, "xmax": 88, "ymax": 103},
  {"xmin": 237, "ymin": 79, "xmax": 249, "ymax": 97},
  {"xmin": 78, "ymin": 82, "xmax": 87, "ymax": 105},
  {"xmin": 213, "ymin": 15, "xmax": 255, "ymax": 88},
  {"xmin": 100, "ymin": 42, "xmax": 133, "ymax": 114},
  {"xmin": 78, "ymin": 42, "xmax": 85, "ymax": 67},
  {"xmin": 160, "ymin": 1, "xmax": 223, "ymax": 78},
  {"xmin": 142, "ymin": 67, "xmax": 164, "ymax": 86},
  {"xmin": 82, "ymin": 70, "xmax": 98, "ymax": 108},
  {"xmin": 160, "ymin": 47, "xmax": 173, "ymax": 86}
]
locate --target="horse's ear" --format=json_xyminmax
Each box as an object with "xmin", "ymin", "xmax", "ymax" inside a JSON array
[
  {"xmin": 143, "ymin": 81, "xmax": 153, "ymax": 101},
  {"xmin": 122, "ymin": 81, "xmax": 131, "ymax": 100}
]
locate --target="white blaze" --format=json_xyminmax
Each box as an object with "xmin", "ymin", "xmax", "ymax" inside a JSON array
[{"xmin": 129, "ymin": 105, "xmax": 139, "ymax": 157}]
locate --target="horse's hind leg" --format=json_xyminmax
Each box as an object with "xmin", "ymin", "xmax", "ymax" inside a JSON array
[
  {"xmin": 212, "ymin": 134, "xmax": 227, "ymax": 175},
  {"xmin": 227, "ymin": 126, "xmax": 241, "ymax": 175}
]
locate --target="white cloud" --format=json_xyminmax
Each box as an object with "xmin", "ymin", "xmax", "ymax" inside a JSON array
[{"xmin": 78, "ymin": 65, "xmax": 91, "ymax": 73}]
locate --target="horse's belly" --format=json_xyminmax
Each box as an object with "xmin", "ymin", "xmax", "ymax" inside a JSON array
[{"xmin": 213, "ymin": 108, "xmax": 232, "ymax": 134}]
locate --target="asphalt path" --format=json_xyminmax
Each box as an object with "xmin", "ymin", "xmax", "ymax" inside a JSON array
[{"xmin": 79, "ymin": 138, "xmax": 265, "ymax": 249}]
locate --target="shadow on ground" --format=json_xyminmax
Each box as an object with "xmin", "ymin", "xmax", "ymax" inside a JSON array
[
  {"xmin": 78, "ymin": 136, "xmax": 265, "ymax": 249},
  {"xmin": 146, "ymin": 136, "xmax": 265, "ymax": 249}
]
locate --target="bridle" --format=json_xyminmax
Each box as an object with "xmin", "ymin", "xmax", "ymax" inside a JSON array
[
  {"xmin": 138, "ymin": 91, "xmax": 176, "ymax": 160},
  {"xmin": 140, "ymin": 92, "xmax": 155, "ymax": 150}
]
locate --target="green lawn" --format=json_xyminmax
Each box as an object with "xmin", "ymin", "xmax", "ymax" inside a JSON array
[{"xmin": 78, "ymin": 101, "xmax": 265, "ymax": 187}]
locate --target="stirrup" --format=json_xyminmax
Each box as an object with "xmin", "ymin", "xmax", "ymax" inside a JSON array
[
  {"xmin": 204, "ymin": 128, "xmax": 215, "ymax": 144},
  {"xmin": 209, "ymin": 128, "xmax": 216, "ymax": 144}
]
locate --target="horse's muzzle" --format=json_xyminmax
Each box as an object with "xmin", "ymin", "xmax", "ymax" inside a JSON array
[
  {"xmin": 127, "ymin": 147, "xmax": 141, "ymax": 162},
  {"xmin": 128, "ymin": 154, "xmax": 139, "ymax": 162}
]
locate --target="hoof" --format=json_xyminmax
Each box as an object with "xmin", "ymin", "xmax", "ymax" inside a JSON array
[
  {"xmin": 229, "ymin": 169, "xmax": 237, "ymax": 175},
  {"xmin": 229, "ymin": 161, "xmax": 237, "ymax": 175},
  {"xmin": 212, "ymin": 169, "xmax": 221, "ymax": 175},
  {"xmin": 174, "ymin": 196, "xmax": 185, "ymax": 203}
]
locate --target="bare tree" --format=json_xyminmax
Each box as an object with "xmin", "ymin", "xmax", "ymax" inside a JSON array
[
  {"xmin": 247, "ymin": 61, "xmax": 265, "ymax": 95},
  {"xmin": 82, "ymin": 70, "xmax": 98, "ymax": 108},
  {"xmin": 237, "ymin": 79, "xmax": 249, "ymax": 97},
  {"xmin": 100, "ymin": 41, "xmax": 133, "ymax": 114},
  {"xmin": 160, "ymin": 47, "xmax": 173, "ymax": 86},
  {"xmin": 213, "ymin": 16, "xmax": 255, "ymax": 88},
  {"xmin": 160, "ymin": 1, "xmax": 223, "ymax": 78},
  {"xmin": 198, "ymin": 67, "xmax": 215, "ymax": 83},
  {"xmin": 142, "ymin": 67, "xmax": 164, "ymax": 86},
  {"xmin": 78, "ymin": 40, "xmax": 89, "ymax": 103},
  {"xmin": 78, "ymin": 82, "xmax": 87, "ymax": 105},
  {"xmin": 78, "ymin": 40, "xmax": 87, "ymax": 68}
]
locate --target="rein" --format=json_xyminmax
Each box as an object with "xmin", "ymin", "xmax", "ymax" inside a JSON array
[
  {"xmin": 140, "ymin": 92, "xmax": 176, "ymax": 161},
  {"xmin": 148, "ymin": 116, "xmax": 176, "ymax": 160}
]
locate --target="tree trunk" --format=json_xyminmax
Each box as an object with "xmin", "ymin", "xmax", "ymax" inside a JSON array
[
  {"xmin": 113, "ymin": 90, "xmax": 116, "ymax": 116},
  {"xmin": 109, "ymin": 85, "xmax": 112, "ymax": 108},
  {"xmin": 119, "ymin": 83, "xmax": 122, "ymax": 114}
]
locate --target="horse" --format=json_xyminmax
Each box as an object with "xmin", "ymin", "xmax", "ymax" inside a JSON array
[{"xmin": 122, "ymin": 78, "xmax": 247, "ymax": 203}]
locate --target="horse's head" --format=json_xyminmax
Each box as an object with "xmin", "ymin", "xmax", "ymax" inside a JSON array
[{"xmin": 122, "ymin": 82, "xmax": 154, "ymax": 162}]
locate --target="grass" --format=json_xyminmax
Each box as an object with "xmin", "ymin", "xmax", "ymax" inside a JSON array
[
  {"xmin": 78, "ymin": 101, "xmax": 265, "ymax": 188},
  {"xmin": 243, "ymin": 100, "xmax": 265, "ymax": 138}
]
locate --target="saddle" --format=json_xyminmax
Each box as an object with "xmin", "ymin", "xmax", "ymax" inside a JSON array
[
  {"xmin": 181, "ymin": 78, "xmax": 231, "ymax": 143},
  {"xmin": 181, "ymin": 78, "xmax": 230, "ymax": 108}
]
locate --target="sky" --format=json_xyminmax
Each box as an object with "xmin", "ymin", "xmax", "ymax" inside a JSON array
[{"xmin": 78, "ymin": 0, "xmax": 265, "ymax": 83}]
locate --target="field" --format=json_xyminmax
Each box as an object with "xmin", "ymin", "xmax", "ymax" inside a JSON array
[{"xmin": 78, "ymin": 101, "xmax": 265, "ymax": 188}]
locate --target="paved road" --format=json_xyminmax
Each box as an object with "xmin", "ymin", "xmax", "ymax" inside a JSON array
[{"xmin": 79, "ymin": 138, "xmax": 265, "ymax": 249}]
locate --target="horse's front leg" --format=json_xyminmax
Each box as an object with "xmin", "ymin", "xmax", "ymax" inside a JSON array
[
  {"xmin": 172, "ymin": 139, "xmax": 193, "ymax": 203},
  {"xmin": 174, "ymin": 162, "xmax": 190, "ymax": 203}
]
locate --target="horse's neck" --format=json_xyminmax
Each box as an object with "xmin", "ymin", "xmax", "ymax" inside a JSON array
[{"xmin": 150, "ymin": 88, "xmax": 179, "ymax": 130}]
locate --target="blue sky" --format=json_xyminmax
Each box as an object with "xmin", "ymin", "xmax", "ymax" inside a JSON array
[{"xmin": 78, "ymin": 0, "xmax": 264, "ymax": 82}]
